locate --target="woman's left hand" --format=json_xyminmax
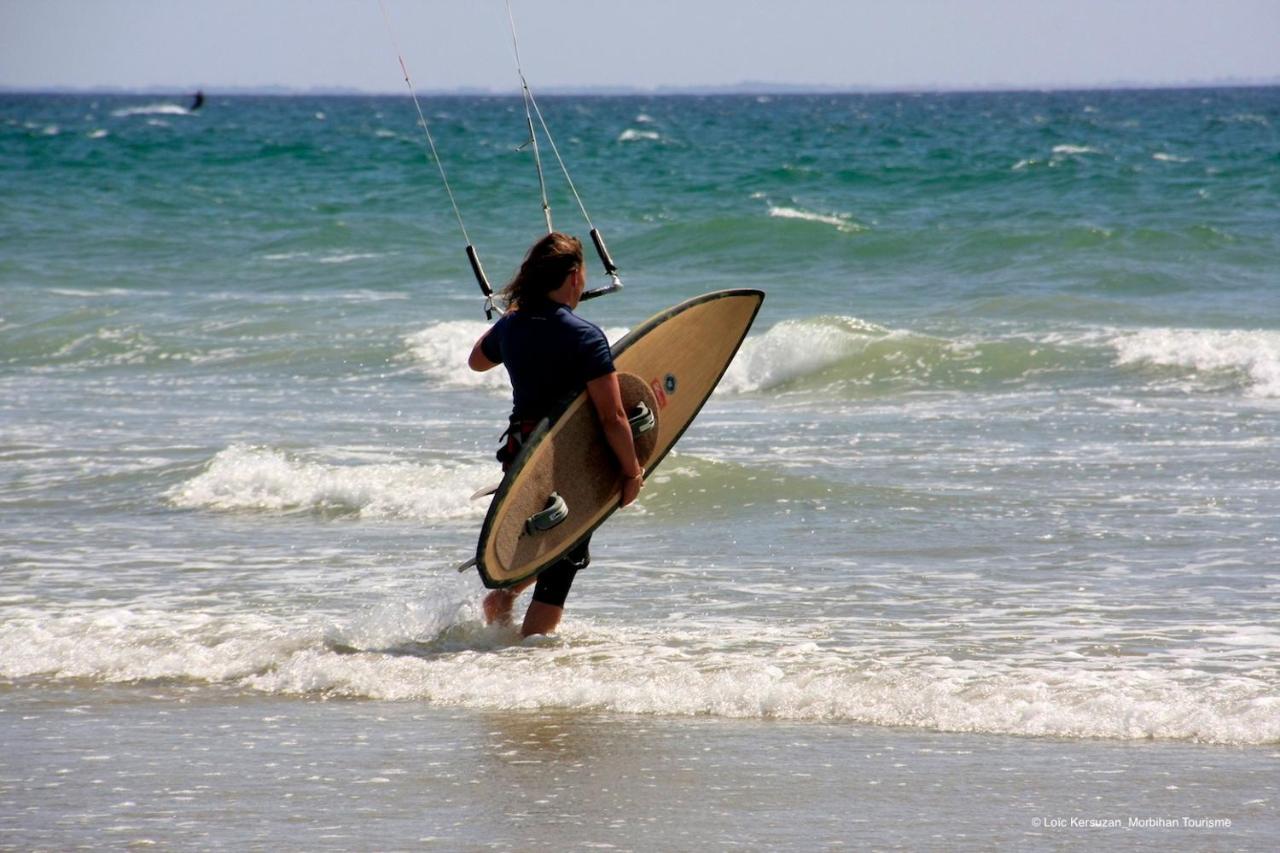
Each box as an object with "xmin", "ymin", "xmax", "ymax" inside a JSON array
[{"xmin": 620, "ymin": 471, "xmax": 644, "ymax": 507}]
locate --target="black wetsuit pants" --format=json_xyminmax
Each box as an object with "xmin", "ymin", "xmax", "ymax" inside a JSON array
[{"xmin": 530, "ymin": 538, "xmax": 589, "ymax": 608}]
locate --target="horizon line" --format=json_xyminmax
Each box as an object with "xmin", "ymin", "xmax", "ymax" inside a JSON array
[{"xmin": 4, "ymin": 76, "xmax": 1280, "ymax": 99}]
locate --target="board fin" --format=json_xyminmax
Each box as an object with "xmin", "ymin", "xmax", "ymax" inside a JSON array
[{"xmin": 470, "ymin": 482, "xmax": 501, "ymax": 501}]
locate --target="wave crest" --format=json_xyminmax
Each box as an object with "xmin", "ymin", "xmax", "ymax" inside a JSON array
[
  {"xmin": 1114, "ymin": 328, "xmax": 1280, "ymax": 397},
  {"xmin": 722, "ymin": 315, "xmax": 891, "ymax": 393},
  {"xmin": 767, "ymin": 206, "xmax": 866, "ymax": 233},
  {"xmin": 723, "ymin": 316, "xmax": 1280, "ymax": 398},
  {"xmin": 617, "ymin": 128, "xmax": 661, "ymax": 142},
  {"xmin": 167, "ymin": 444, "xmax": 489, "ymax": 520},
  {"xmin": 5, "ymin": 606, "xmax": 1275, "ymax": 745}
]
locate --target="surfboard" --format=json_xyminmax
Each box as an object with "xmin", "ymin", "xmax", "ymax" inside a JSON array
[{"xmin": 468, "ymin": 288, "xmax": 764, "ymax": 589}]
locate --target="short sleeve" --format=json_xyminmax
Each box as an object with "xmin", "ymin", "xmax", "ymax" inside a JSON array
[
  {"xmin": 479, "ymin": 319, "xmax": 505, "ymax": 365},
  {"xmin": 578, "ymin": 324, "xmax": 614, "ymax": 383}
]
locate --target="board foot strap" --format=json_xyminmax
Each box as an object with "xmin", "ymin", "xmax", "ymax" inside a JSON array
[
  {"xmin": 525, "ymin": 492, "xmax": 568, "ymax": 535},
  {"xmin": 629, "ymin": 402, "xmax": 655, "ymax": 436}
]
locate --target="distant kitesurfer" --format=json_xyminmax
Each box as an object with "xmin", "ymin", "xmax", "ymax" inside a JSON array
[
  {"xmin": 189, "ymin": 90, "xmax": 204, "ymax": 111},
  {"xmin": 468, "ymin": 232, "xmax": 644, "ymax": 637}
]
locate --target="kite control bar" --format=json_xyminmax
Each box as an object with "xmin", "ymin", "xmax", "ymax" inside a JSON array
[
  {"xmin": 581, "ymin": 228, "xmax": 623, "ymax": 301},
  {"xmin": 466, "ymin": 244, "xmax": 497, "ymax": 319}
]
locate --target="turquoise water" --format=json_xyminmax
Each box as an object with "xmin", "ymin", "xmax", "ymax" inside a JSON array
[{"xmin": 3, "ymin": 88, "xmax": 1279, "ymax": 847}]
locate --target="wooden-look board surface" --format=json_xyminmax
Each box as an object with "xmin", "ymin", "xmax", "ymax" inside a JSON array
[{"xmin": 473, "ymin": 289, "xmax": 765, "ymax": 589}]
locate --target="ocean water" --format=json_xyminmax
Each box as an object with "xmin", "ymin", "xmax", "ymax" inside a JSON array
[{"xmin": 2, "ymin": 87, "xmax": 1279, "ymax": 848}]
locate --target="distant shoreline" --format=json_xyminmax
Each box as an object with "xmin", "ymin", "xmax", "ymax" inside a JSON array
[{"xmin": 3, "ymin": 79, "xmax": 1279, "ymax": 99}]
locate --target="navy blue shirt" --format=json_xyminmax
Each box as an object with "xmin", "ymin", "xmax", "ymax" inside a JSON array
[{"xmin": 480, "ymin": 298, "xmax": 614, "ymax": 421}]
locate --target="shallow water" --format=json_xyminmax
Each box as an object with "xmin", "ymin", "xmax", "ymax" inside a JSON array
[{"xmin": 3, "ymin": 689, "xmax": 1277, "ymax": 850}]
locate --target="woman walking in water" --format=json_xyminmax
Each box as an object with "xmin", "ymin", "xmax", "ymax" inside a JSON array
[{"xmin": 468, "ymin": 232, "xmax": 644, "ymax": 636}]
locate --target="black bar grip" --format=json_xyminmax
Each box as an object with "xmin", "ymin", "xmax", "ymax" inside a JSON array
[
  {"xmin": 466, "ymin": 244, "xmax": 492, "ymax": 296},
  {"xmin": 580, "ymin": 283, "xmax": 622, "ymax": 301},
  {"xmin": 589, "ymin": 228, "xmax": 618, "ymax": 276}
]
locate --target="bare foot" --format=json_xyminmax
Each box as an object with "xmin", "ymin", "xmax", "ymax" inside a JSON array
[{"xmin": 483, "ymin": 589, "xmax": 515, "ymax": 625}]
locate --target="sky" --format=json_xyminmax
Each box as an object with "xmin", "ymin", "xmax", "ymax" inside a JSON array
[{"xmin": 3, "ymin": 0, "xmax": 1279, "ymax": 94}]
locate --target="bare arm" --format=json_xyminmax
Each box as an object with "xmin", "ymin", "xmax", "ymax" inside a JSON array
[
  {"xmin": 585, "ymin": 371, "xmax": 644, "ymax": 506},
  {"xmin": 469, "ymin": 332, "xmax": 499, "ymax": 372}
]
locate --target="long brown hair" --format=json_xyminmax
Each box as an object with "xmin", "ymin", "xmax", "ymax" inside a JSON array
[{"xmin": 499, "ymin": 232, "xmax": 583, "ymax": 310}]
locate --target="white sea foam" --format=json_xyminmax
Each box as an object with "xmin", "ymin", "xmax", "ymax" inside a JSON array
[
  {"xmin": 34, "ymin": 325, "xmax": 240, "ymax": 369},
  {"xmin": 1152, "ymin": 151, "xmax": 1191, "ymax": 163},
  {"xmin": 167, "ymin": 444, "xmax": 489, "ymax": 520},
  {"xmin": 617, "ymin": 128, "xmax": 661, "ymax": 142},
  {"xmin": 3, "ymin": 605, "xmax": 1276, "ymax": 745},
  {"xmin": 1113, "ymin": 328, "xmax": 1280, "ymax": 398},
  {"xmin": 1051, "ymin": 144, "xmax": 1102, "ymax": 156},
  {"xmin": 50, "ymin": 328, "xmax": 151, "ymax": 365},
  {"xmin": 317, "ymin": 252, "xmax": 380, "ymax": 265},
  {"xmin": 767, "ymin": 206, "xmax": 865, "ymax": 233},
  {"xmin": 1224, "ymin": 113, "xmax": 1270, "ymax": 127},
  {"xmin": 111, "ymin": 104, "xmax": 191, "ymax": 118},
  {"xmin": 48, "ymin": 287, "xmax": 145, "ymax": 298},
  {"xmin": 0, "ymin": 607, "xmax": 307, "ymax": 684},
  {"xmin": 261, "ymin": 251, "xmax": 382, "ymax": 265}
]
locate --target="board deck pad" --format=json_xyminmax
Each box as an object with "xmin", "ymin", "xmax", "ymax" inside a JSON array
[{"xmin": 474, "ymin": 289, "xmax": 764, "ymax": 588}]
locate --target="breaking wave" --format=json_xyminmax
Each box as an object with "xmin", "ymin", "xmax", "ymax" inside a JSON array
[
  {"xmin": 3, "ymin": 602, "xmax": 1276, "ymax": 746},
  {"xmin": 721, "ymin": 316, "xmax": 1280, "ymax": 398},
  {"xmin": 1113, "ymin": 327, "xmax": 1280, "ymax": 398},
  {"xmin": 167, "ymin": 444, "xmax": 490, "ymax": 520}
]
